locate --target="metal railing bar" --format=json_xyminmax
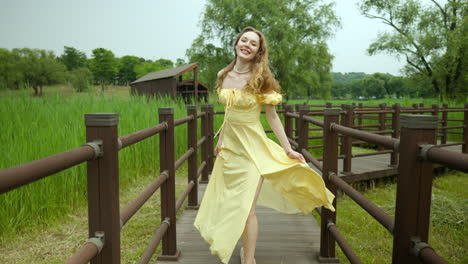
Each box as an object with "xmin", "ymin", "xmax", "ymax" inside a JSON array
[
  {"xmin": 301, "ymin": 149, "xmax": 323, "ymax": 172},
  {"xmin": 119, "ymin": 122, "xmax": 167, "ymax": 149},
  {"xmin": 174, "ymin": 115, "xmax": 194, "ymax": 126},
  {"xmin": 175, "ymin": 181, "xmax": 195, "ymax": 213},
  {"xmin": 331, "ymin": 123, "xmax": 399, "ymax": 151},
  {"xmin": 120, "ymin": 171, "xmax": 169, "ymax": 228},
  {"xmin": 0, "ymin": 145, "xmax": 95, "ymax": 194},
  {"xmin": 175, "ymin": 147, "xmax": 195, "ymax": 170},
  {"xmin": 424, "ymin": 147, "xmax": 468, "ymax": 172},
  {"xmin": 137, "ymin": 218, "xmax": 170, "ymax": 264},
  {"xmin": 329, "ymin": 173, "xmax": 394, "ymax": 233},
  {"xmin": 327, "ymin": 222, "xmax": 363, "ymax": 264}
]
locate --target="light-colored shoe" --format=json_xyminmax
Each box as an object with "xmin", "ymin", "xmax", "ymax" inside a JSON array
[{"xmin": 240, "ymin": 247, "xmax": 245, "ymax": 264}]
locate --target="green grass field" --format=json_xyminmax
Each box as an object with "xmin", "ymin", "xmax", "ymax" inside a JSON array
[{"xmin": 0, "ymin": 86, "xmax": 466, "ymax": 263}]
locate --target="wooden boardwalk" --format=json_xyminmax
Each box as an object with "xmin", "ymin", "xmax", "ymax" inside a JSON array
[
  {"xmin": 155, "ymin": 144, "xmax": 461, "ymax": 264},
  {"xmin": 156, "ymin": 183, "xmax": 322, "ymax": 264}
]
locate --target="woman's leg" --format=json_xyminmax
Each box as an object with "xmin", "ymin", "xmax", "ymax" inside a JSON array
[{"xmin": 241, "ymin": 176, "xmax": 264, "ymax": 264}]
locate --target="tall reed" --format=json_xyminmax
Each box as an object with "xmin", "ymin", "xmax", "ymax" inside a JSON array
[{"xmin": 0, "ymin": 91, "xmax": 195, "ymax": 236}]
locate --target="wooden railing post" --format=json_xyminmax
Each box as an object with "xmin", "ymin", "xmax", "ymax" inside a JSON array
[
  {"xmin": 463, "ymin": 104, "xmax": 468, "ymax": 154},
  {"xmin": 85, "ymin": 113, "xmax": 121, "ymax": 264},
  {"xmin": 441, "ymin": 104, "xmax": 448, "ymax": 144},
  {"xmin": 392, "ymin": 115, "xmax": 437, "ymax": 264},
  {"xmin": 342, "ymin": 105, "xmax": 354, "ymax": 174},
  {"xmin": 432, "ymin": 104, "xmax": 439, "ymax": 143},
  {"xmin": 358, "ymin": 103, "xmax": 363, "ymax": 128},
  {"xmin": 295, "ymin": 104, "xmax": 301, "ymax": 141},
  {"xmin": 298, "ymin": 105, "xmax": 309, "ymax": 152},
  {"xmin": 284, "ymin": 104, "xmax": 293, "ymax": 140},
  {"xmin": 318, "ymin": 108, "xmax": 340, "ymax": 263},
  {"xmin": 157, "ymin": 108, "xmax": 181, "ymax": 261},
  {"xmin": 200, "ymin": 105, "xmax": 209, "ymax": 184},
  {"xmin": 390, "ymin": 103, "xmax": 400, "ymax": 167},
  {"xmin": 339, "ymin": 104, "xmax": 346, "ymax": 157},
  {"xmin": 208, "ymin": 105, "xmax": 215, "ymax": 176},
  {"xmin": 378, "ymin": 103, "xmax": 386, "ymax": 151},
  {"xmin": 186, "ymin": 105, "xmax": 199, "ymax": 209}
]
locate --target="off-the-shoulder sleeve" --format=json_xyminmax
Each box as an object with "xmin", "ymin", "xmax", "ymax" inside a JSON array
[{"xmin": 258, "ymin": 91, "xmax": 282, "ymax": 105}]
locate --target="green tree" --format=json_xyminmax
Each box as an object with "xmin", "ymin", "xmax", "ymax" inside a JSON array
[
  {"xmin": 0, "ymin": 48, "xmax": 24, "ymax": 90},
  {"xmin": 362, "ymin": 75, "xmax": 386, "ymax": 99},
  {"xmin": 387, "ymin": 76, "xmax": 407, "ymax": 98},
  {"xmin": 117, "ymin": 55, "xmax": 144, "ymax": 85},
  {"xmin": 69, "ymin": 67, "xmax": 93, "ymax": 92},
  {"xmin": 187, "ymin": 0, "xmax": 341, "ymax": 99},
  {"xmin": 186, "ymin": 38, "xmax": 231, "ymax": 90},
  {"xmin": 59, "ymin": 46, "xmax": 87, "ymax": 71},
  {"xmin": 331, "ymin": 72, "xmax": 369, "ymax": 98},
  {"xmin": 89, "ymin": 48, "xmax": 117, "ymax": 91},
  {"xmin": 359, "ymin": 0, "xmax": 467, "ymax": 98},
  {"xmin": 134, "ymin": 58, "xmax": 174, "ymax": 78},
  {"xmin": 12, "ymin": 48, "xmax": 66, "ymax": 96}
]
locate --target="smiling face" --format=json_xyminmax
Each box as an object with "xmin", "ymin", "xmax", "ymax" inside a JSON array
[{"xmin": 235, "ymin": 31, "xmax": 260, "ymax": 62}]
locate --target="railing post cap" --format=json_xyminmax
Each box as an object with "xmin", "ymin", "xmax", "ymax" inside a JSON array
[
  {"xmin": 85, "ymin": 113, "xmax": 119, "ymax": 126},
  {"xmin": 401, "ymin": 115, "xmax": 437, "ymax": 129},
  {"xmin": 324, "ymin": 108, "xmax": 341, "ymax": 116},
  {"xmin": 186, "ymin": 105, "xmax": 197, "ymax": 110},
  {"xmin": 159, "ymin": 107, "xmax": 174, "ymax": 114},
  {"xmin": 201, "ymin": 104, "xmax": 209, "ymax": 110}
]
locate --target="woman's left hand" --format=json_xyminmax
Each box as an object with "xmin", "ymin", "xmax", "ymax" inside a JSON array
[{"xmin": 287, "ymin": 150, "xmax": 306, "ymax": 163}]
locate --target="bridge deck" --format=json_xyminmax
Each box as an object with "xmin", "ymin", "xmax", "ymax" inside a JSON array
[
  {"xmin": 156, "ymin": 183, "xmax": 322, "ymax": 264},
  {"xmin": 155, "ymin": 144, "xmax": 462, "ymax": 264}
]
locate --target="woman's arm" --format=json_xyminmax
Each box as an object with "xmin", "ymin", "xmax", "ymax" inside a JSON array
[{"xmin": 265, "ymin": 104, "xmax": 306, "ymax": 163}]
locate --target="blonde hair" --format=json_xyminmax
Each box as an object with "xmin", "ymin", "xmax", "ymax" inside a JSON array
[{"xmin": 215, "ymin": 26, "xmax": 281, "ymax": 95}]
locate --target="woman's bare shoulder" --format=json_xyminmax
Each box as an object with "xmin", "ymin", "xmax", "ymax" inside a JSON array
[{"xmin": 217, "ymin": 68, "xmax": 226, "ymax": 78}]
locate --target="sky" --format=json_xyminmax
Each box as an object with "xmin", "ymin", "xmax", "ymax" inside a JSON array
[{"xmin": 0, "ymin": 0, "xmax": 408, "ymax": 75}]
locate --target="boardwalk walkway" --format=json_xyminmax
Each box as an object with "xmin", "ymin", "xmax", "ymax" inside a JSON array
[
  {"xmin": 155, "ymin": 144, "xmax": 461, "ymax": 264},
  {"xmin": 156, "ymin": 184, "xmax": 322, "ymax": 264}
]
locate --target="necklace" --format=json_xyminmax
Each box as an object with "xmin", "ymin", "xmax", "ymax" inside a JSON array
[{"xmin": 233, "ymin": 66, "xmax": 251, "ymax": 74}]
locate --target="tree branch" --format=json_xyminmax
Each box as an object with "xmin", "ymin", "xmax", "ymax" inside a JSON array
[
  {"xmin": 430, "ymin": 0, "xmax": 448, "ymax": 28},
  {"xmin": 404, "ymin": 54, "xmax": 424, "ymax": 73}
]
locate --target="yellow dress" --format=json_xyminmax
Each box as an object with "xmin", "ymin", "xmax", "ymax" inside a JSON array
[{"xmin": 193, "ymin": 88, "xmax": 335, "ymax": 264}]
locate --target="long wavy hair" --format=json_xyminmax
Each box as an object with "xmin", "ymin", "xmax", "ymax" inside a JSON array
[{"xmin": 215, "ymin": 26, "xmax": 281, "ymax": 95}]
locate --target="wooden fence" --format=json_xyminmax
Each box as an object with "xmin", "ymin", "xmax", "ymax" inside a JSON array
[
  {"xmin": 283, "ymin": 103, "xmax": 468, "ymax": 264},
  {"xmin": 0, "ymin": 105, "xmax": 216, "ymax": 264},
  {"xmin": 0, "ymin": 102, "xmax": 466, "ymax": 263}
]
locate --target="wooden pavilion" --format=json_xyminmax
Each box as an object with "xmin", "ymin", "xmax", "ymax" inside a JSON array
[{"xmin": 130, "ymin": 63, "xmax": 208, "ymax": 103}]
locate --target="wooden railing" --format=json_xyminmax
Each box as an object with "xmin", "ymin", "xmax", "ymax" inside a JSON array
[
  {"xmin": 284, "ymin": 103, "xmax": 467, "ymax": 181},
  {"xmin": 284, "ymin": 103, "xmax": 467, "ymax": 264},
  {"xmin": 0, "ymin": 105, "xmax": 216, "ymax": 264}
]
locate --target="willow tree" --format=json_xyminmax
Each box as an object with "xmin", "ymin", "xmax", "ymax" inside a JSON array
[
  {"xmin": 359, "ymin": 0, "xmax": 467, "ymax": 99},
  {"xmin": 187, "ymin": 0, "xmax": 340, "ymax": 99}
]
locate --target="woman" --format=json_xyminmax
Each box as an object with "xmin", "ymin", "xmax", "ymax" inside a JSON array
[{"xmin": 193, "ymin": 26, "xmax": 335, "ymax": 264}]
